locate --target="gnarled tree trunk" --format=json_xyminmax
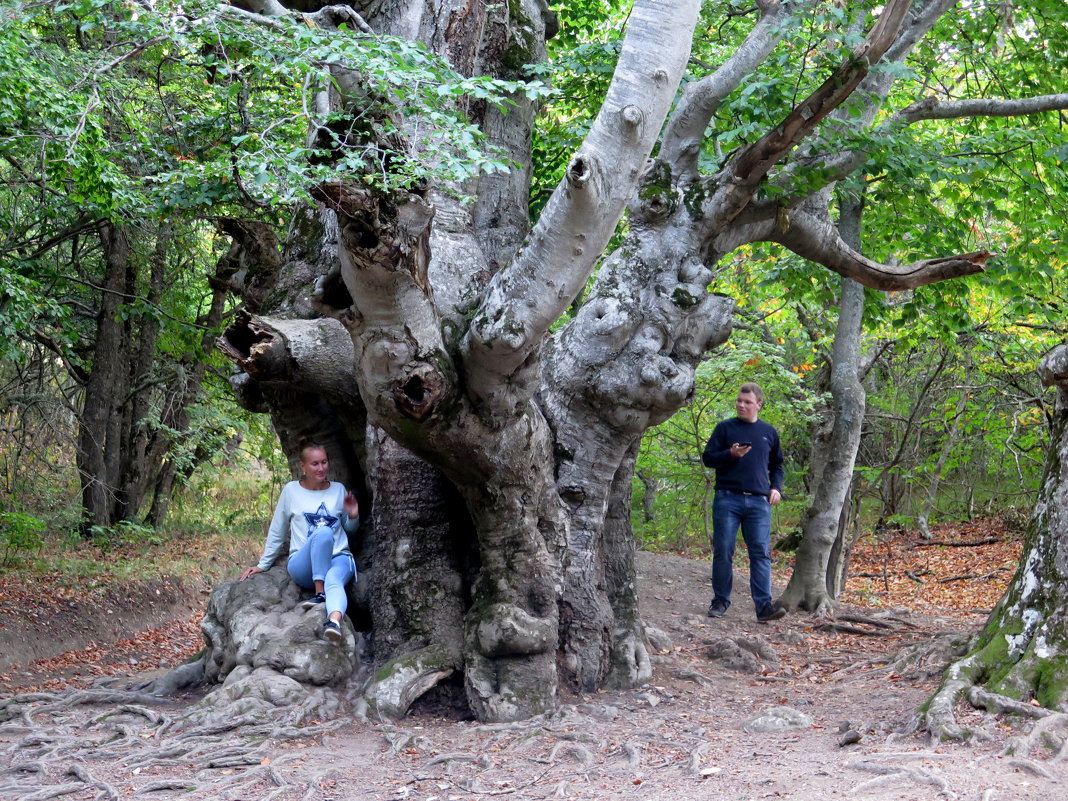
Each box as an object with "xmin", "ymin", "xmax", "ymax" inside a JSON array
[{"xmin": 202, "ymin": 0, "xmax": 1026, "ymax": 724}]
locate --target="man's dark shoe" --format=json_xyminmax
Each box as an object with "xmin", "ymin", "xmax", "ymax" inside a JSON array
[
  {"xmin": 756, "ymin": 603, "xmax": 787, "ymax": 623},
  {"xmin": 301, "ymin": 593, "xmax": 326, "ymax": 609},
  {"xmin": 707, "ymin": 600, "xmax": 729, "ymax": 618}
]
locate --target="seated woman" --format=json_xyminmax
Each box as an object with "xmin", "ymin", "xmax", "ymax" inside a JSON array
[{"xmin": 240, "ymin": 441, "xmax": 359, "ymax": 643}]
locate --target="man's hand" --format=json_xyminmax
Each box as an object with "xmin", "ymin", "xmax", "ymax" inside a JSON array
[
  {"xmin": 769, "ymin": 489, "xmax": 782, "ymax": 506},
  {"xmin": 729, "ymin": 443, "xmax": 752, "ymax": 458},
  {"xmin": 240, "ymin": 565, "xmax": 263, "ymax": 581}
]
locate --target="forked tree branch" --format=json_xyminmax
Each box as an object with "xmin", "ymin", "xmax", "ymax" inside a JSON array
[
  {"xmin": 659, "ymin": 0, "xmax": 792, "ymax": 182},
  {"xmin": 720, "ymin": 0, "xmax": 912, "ymax": 219},
  {"xmin": 462, "ymin": 0, "xmax": 702, "ymax": 397}
]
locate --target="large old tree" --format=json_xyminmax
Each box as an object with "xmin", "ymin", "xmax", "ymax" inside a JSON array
[{"xmin": 196, "ymin": 0, "xmax": 1068, "ymax": 722}]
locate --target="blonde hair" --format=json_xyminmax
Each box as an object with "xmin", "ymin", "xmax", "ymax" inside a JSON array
[{"xmin": 297, "ymin": 439, "xmax": 326, "ymax": 462}]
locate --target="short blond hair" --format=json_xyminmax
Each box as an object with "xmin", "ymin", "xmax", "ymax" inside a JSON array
[{"xmin": 739, "ymin": 382, "xmax": 764, "ymax": 404}]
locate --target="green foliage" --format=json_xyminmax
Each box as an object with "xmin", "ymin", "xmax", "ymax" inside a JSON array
[
  {"xmin": 0, "ymin": 268, "xmax": 70, "ymax": 362},
  {"xmin": 1, "ymin": 0, "xmax": 552, "ymax": 216},
  {"xmin": 0, "ymin": 510, "xmax": 45, "ymax": 567},
  {"xmin": 88, "ymin": 519, "xmax": 161, "ymax": 550},
  {"xmin": 164, "ymin": 453, "xmax": 285, "ymax": 541}
]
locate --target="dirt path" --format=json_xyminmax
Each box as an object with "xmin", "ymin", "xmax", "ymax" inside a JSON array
[{"xmin": 2, "ymin": 527, "xmax": 1062, "ymax": 800}]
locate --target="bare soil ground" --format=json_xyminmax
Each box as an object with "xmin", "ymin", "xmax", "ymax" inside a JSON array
[{"xmin": 2, "ymin": 520, "xmax": 1063, "ymax": 801}]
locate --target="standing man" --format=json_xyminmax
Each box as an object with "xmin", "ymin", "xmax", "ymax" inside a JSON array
[{"xmin": 702, "ymin": 382, "xmax": 786, "ymax": 622}]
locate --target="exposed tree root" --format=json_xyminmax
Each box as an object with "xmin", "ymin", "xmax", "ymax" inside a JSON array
[
  {"xmin": 888, "ymin": 631, "xmax": 973, "ymax": 681},
  {"xmin": 17, "ymin": 782, "xmax": 86, "ymax": 801},
  {"xmin": 924, "ymin": 651, "xmax": 988, "ymax": 741},
  {"xmin": 968, "ymin": 687, "xmax": 1052, "ymax": 721},
  {"xmin": 546, "ymin": 742, "xmax": 595, "ymax": 767},
  {"xmin": 0, "ymin": 683, "xmax": 353, "ymax": 801},
  {"xmin": 813, "ymin": 621, "xmax": 891, "ymax": 636},
  {"xmin": 138, "ymin": 779, "xmax": 198, "ymax": 792},
  {"xmin": 1003, "ymin": 712, "xmax": 1068, "ymax": 760},
  {"xmin": 363, "ymin": 644, "xmax": 458, "ymax": 721},
  {"xmin": 1006, "ymin": 757, "xmax": 1055, "ymax": 779},
  {"xmin": 672, "ymin": 667, "xmax": 712, "ymax": 685},
  {"xmin": 847, "ymin": 760, "xmax": 957, "ymax": 798}
]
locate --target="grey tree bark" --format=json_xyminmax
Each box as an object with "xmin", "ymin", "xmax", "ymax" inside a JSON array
[
  {"xmin": 778, "ymin": 194, "xmax": 868, "ymax": 615},
  {"xmin": 201, "ymin": 0, "xmax": 1068, "ymax": 723},
  {"xmin": 76, "ymin": 223, "xmax": 130, "ymax": 533}
]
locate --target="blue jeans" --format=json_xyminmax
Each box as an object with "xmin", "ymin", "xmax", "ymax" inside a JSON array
[
  {"xmin": 711, "ymin": 490, "xmax": 773, "ymax": 613},
  {"xmin": 287, "ymin": 526, "xmax": 356, "ymax": 617}
]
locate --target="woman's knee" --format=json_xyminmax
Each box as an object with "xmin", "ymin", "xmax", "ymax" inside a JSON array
[
  {"xmin": 325, "ymin": 563, "xmax": 354, "ymax": 587},
  {"xmin": 308, "ymin": 526, "xmax": 333, "ymax": 545}
]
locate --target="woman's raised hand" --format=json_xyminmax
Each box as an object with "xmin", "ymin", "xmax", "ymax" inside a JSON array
[{"xmin": 343, "ymin": 491, "xmax": 359, "ymax": 519}]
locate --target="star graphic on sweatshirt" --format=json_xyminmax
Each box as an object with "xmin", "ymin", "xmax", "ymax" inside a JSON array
[{"xmin": 304, "ymin": 503, "xmax": 339, "ymax": 531}]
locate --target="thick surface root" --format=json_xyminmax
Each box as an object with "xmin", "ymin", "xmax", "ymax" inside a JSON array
[{"xmin": 363, "ymin": 644, "xmax": 459, "ymax": 721}]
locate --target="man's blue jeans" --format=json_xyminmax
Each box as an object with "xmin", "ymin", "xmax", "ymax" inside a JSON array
[{"xmin": 711, "ymin": 489, "xmax": 773, "ymax": 613}]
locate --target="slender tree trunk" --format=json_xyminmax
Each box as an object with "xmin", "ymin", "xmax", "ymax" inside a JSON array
[
  {"xmin": 778, "ymin": 193, "xmax": 867, "ymax": 614},
  {"xmin": 826, "ymin": 473, "xmax": 860, "ymax": 597},
  {"xmin": 637, "ymin": 468, "xmax": 657, "ymax": 524},
  {"xmin": 76, "ymin": 223, "xmax": 130, "ymax": 534},
  {"xmin": 917, "ymin": 380, "xmax": 969, "ymax": 538},
  {"xmin": 117, "ymin": 223, "xmax": 172, "ymax": 521}
]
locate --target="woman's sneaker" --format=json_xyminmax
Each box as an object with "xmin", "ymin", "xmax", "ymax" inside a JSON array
[
  {"xmin": 323, "ymin": 619, "xmax": 342, "ymax": 643},
  {"xmin": 301, "ymin": 593, "xmax": 326, "ymax": 609}
]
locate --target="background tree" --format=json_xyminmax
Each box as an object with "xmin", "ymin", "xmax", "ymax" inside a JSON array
[{"xmin": 0, "ymin": 3, "xmax": 261, "ymax": 533}]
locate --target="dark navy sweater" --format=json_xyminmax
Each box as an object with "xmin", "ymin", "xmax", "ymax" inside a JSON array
[{"xmin": 701, "ymin": 417, "xmax": 784, "ymax": 497}]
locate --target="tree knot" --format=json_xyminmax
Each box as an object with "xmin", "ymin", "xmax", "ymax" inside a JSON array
[{"xmin": 390, "ymin": 363, "xmax": 444, "ymax": 420}]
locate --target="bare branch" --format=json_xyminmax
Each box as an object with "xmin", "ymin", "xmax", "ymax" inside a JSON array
[
  {"xmin": 229, "ymin": 0, "xmax": 290, "ymax": 17},
  {"xmin": 766, "ymin": 207, "xmax": 990, "ymax": 291},
  {"xmin": 305, "ymin": 4, "xmax": 374, "ymax": 34},
  {"xmin": 91, "ymin": 34, "xmax": 168, "ymax": 76},
  {"xmin": 721, "ymin": 0, "xmax": 912, "ymax": 218},
  {"xmin": 897, "ymin": 93, "xmax": 1068, "ymax": 123},
  {"xmin": 772, "ymin": 90, "xmax": 1068, "ymax": 207},
  {"xmin": 216, "ymin": 4, "xmax": 287, "ymax": 30}
]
